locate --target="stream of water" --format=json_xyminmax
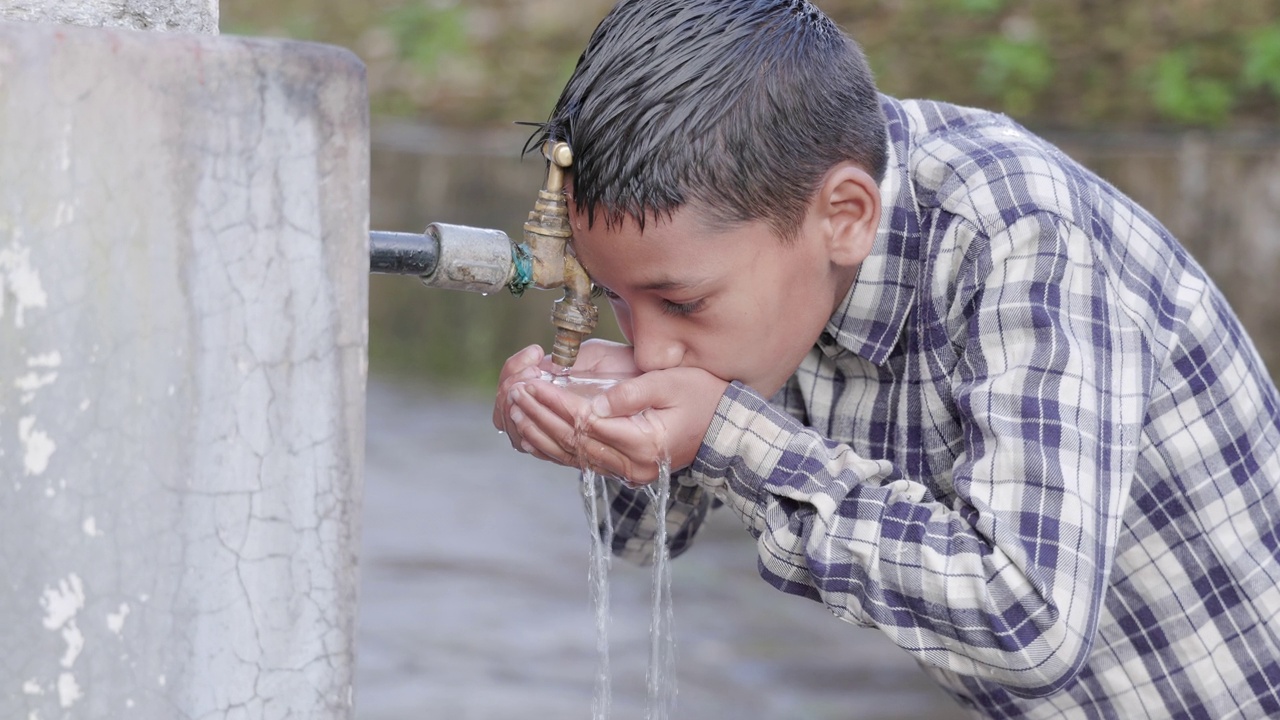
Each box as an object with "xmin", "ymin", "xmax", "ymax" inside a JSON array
[
  {"xmin": 581, "ymin": 465, "xmax": 675, "ymax": 720},
  {"xmin": 562, "ymin": 370, "xmax": 677, "ymax": 720},
  {"xmin": 641, "ymin": 462, "xmax": 675, "ymax": 720},
  {"xmin": 581, "ymin": 468, "xmax": 614, "ymax": 720}
]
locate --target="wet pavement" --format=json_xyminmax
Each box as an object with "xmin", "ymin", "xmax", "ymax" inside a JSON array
[{"xmin": 356, "ymin": 377, "xmax": 971, "ymax": 720}]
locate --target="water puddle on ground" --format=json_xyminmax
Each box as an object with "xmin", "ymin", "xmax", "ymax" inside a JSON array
[{"xmin": 552, "ymin": 370, "xmax": 676, "ymax": 720}]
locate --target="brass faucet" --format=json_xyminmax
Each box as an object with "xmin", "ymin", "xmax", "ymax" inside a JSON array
[
  {"xmin": 522, "ymin": 141, "xmax": 598, "ymax": 369},
  {"xmin": 368, "ymin": 140, "xmax": 598, "ymax": 370}
]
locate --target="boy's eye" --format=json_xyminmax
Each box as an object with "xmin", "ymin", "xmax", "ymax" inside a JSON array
[
  {"xmin": 661, "ymin": 298, "xmax": 706, "ymax": 317},
  {"xmin": 594, "ymin": 285, "xmax": 620, "ymax": 300}
]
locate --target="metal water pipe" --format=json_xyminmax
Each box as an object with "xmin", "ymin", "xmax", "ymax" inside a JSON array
[{"xmin": 369, "ymin": 141, "xmax": 599, "ymax": 369}]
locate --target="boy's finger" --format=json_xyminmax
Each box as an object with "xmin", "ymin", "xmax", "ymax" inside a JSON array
[
  {"xmin": 500, "ymin": 344, "xmax": 546, "ymax": 377},
  {"xmin": 493, "ymin": 372, "xmax": 538, "ymax": 432},
  {"xmin": 524, "ymin": 381, "xmax": 593, "ymax": 425},
  {"xmin": 497, "ymin": 396, "xmax": 531, "ymax": 453},
  {"xmin": 580, "ymin": 438, "xmax": 654, "ymax": 485},
  {"xmin": 582, "ymin": 415, "xmax": 665, "ymax": 477},
  {"xmin": 493, "ymin": 345, "xmax": 546, "ymax": 432},
  {"xmin": 508, "ymin": 398, "xmax": 572, "ymax": 465},
  {"xmin": 590, "ymin": 373, "xmax": 667, "ymax": 419},
  {"xmin": 509, "ymin": 384, "xmax": 580, "ymax": 461}
]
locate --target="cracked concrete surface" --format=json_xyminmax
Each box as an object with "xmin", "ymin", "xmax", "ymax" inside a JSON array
[
  {"xmin": 0, "ymin": 0, "xmax": 217, "ymax": 34},
  {"xmin": 0, "ymin": 21, "xmax": 368, "ymax": 719}
]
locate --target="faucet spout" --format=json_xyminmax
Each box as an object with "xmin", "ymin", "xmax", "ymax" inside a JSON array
[{"xmin": 551, "ymin": 252, "xmax": 597, "ymax": 368}]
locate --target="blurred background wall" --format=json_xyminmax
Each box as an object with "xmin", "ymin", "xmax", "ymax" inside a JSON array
[{"xmin": 222, "ymin": 0, "xmax": 1280, "ymax": 387}]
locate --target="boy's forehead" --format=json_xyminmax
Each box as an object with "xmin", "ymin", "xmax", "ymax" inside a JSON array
[
  {"xmin": 569, "ymin": 206, "xmax": 742, "ymax": 292},
  {"xmin": 572, "ymin": 231, "xmax": 707, "ymax": 287}
]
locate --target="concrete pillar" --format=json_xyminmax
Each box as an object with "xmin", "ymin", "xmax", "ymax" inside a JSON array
[
  {"xmin": 0, "ymin": 18, "xmax": 368, "ymax": 720},
  {"xmin": 0, "ymin": 0, "xmax": 217, "ymax": 34}
]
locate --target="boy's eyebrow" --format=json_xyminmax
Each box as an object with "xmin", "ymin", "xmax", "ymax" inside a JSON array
[
  {"xmin": 638, "ymin": 279, "xmax": 689, "ymax": 291},
  {"xmin": 636, "ymin": 277, "xmax": 708, "ymax": 292}
]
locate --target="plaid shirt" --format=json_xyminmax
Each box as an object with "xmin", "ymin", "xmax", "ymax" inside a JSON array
[{"xmin": 602, "ymin": 95, "xmax": 1280, "ymax": 718}]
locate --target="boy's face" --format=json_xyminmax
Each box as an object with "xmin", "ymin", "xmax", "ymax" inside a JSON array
[{"xmin": 568, "ymin": 195, "xmax": 868, "ymax": 399}]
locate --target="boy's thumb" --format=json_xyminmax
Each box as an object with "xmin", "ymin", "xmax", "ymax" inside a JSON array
[
  {"xmin": 590, "ymin": 378, "xmax": 653, "ymax": 419},
  {"xmin": 590, "ymin": 393, "xmax": 613, "ymax": 418}
]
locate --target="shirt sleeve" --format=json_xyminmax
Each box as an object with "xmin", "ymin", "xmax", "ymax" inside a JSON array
[
  {"xmin": 597, "ymin": 470, "xmax": 714, "ymax": 566},
  {"xmin": 686, "ymin": 212, "xmax": 1149, "ymax": 697}
]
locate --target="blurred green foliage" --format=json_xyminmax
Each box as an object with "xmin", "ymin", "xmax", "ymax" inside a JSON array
[
  {"xmin": 1244, "ymin": 24, "xmax": 1280, "ymax": 96},
  {"xmin": 977, "ymin": 36, "xmax": 1054, "ymax": 118},
  {"xmin": 1150, "ymin": 50, "xmax": 1235, "ymax": 126},
  {"xmin": 224, "ymin": 0, "xmax": 1280, "ymax": 129}
]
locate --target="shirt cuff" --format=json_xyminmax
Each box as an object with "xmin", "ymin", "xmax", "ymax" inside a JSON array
[{"xmin": 689, "ymin": 381, "xmax": 803, "ymax": 531}]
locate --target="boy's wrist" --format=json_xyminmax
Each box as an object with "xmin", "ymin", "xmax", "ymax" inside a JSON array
[{"xmin": 690, "ymin": 381, "xmax": 800, "ymax": 506}]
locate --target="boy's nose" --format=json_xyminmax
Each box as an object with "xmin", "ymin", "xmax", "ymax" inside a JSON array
[{"xmin": 631, "ymin": 321, "xmax": 684, "ymax": 372}]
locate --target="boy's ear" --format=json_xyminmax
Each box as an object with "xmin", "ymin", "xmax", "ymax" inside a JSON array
[{"xmin": 817, "ymin": 162, "xmax": 881, "ymax": 267}]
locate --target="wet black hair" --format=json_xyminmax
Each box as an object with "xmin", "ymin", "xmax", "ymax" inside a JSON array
[{"xmin": 530, "ymin": 0, "xmax": 888, "ymax": 240}]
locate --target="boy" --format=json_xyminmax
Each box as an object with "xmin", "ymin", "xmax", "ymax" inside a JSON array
[{"xmin": 495, "ymin": 0, "xmax": 1280, "ymax": 717}]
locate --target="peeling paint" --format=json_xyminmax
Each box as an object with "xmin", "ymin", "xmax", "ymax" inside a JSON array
[
  {"xmin": 106, "ymin": 603, "xmax": 130, "ymax": 635},
  {"xmin": 18, "ymin": 416, "xmax": 55, "ymax": 476},
  {"xmin": 60, "ymin": 621, "xmax": 83, "ymax": 668},
  {"xmin": 58, "ymin": 121, "xmax": 71, "ymax": 171},
  {"xmin": 27, "ymin": 351, "xmax": 62, "ymax": 368},
  {"xmin": 39, "ymin": 575, "xmax": 86, "ymax": 709},
  {"xmin": 15, "ymin": 371, "xmax": 58, "ymax": 404},
  {"xmin": 40, "ymin": 574, "xmax": 84, "ymax": 631},
  {"xmin": 14, "ymin": 372, "xmax": 57, "ymax": 392},
  {"xmin": 54, "ymin": 201, "xmax": 75, "ymax": 228},
  {"xmin": 0, "ymin": 242, "xmax": 48, "ymax": 329},
  {"xmin": 56, "ymin": 673, "xmax": 81, "ymax": 709}
]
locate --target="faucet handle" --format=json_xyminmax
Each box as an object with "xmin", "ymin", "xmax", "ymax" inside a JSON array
[
  {"xmin": 548, "ymin": 141, "xmax": 573, "ymax": 169},
  {"xmin": 541, "ymin": 141, "xmax": 574, "ymax": 195}
]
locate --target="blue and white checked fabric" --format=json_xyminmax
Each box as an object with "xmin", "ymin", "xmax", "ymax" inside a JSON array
[{"xmin": 602, "ymin": 95, "xmax": 1280, "ymax": 718}]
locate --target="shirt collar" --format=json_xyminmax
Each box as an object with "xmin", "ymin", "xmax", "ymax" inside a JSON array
[{"xmin": 819, "ymin": 95, "xmax": 921, "ymax": 366}]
